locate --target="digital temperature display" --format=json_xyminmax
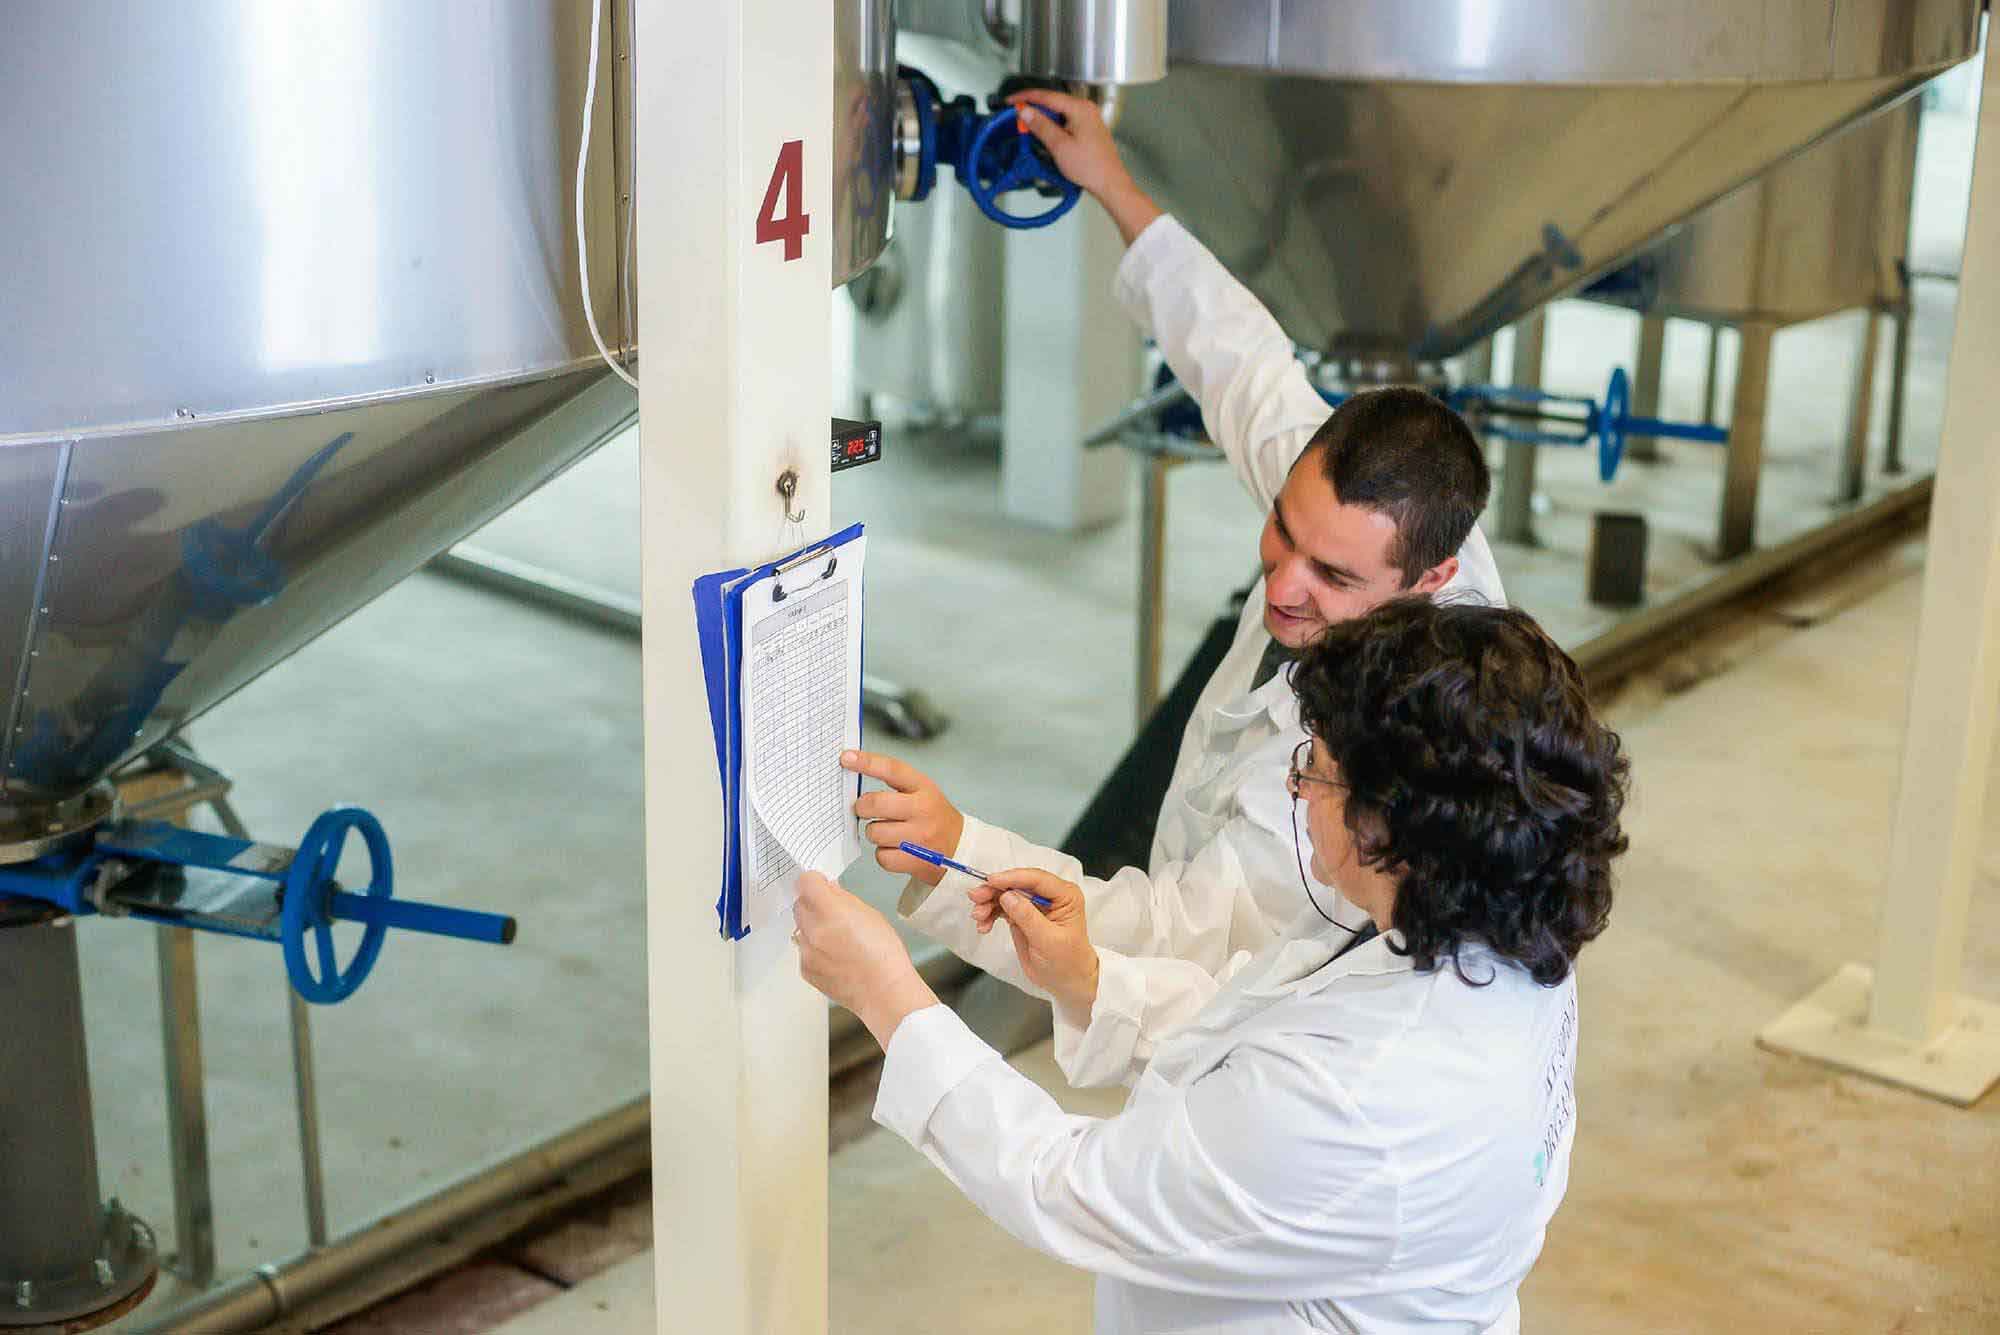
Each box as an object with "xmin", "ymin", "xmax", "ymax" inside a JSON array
[{"xmin": 831, "ymin": 417, "xmax": 882, "ymax": 472}]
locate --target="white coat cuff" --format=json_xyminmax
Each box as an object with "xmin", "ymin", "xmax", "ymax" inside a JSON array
[
  {"xmin": 873, "ymin": 1003, "xmax": 998, "ymax": 1145},
  {"xmin": 897, "ymin": 814, "xmax": 1009, "ymax": 929},
  {"xmin": 1113, "ymin": 215, "xmax": 1197, "ymax": 325},
  {"xmin": 1051, "ymin": 946, "xmax": 1145, "ymax": 1088},
  {"xmin": 951, "ymin": 815, "xmax": 1015, "ymax": 885}
]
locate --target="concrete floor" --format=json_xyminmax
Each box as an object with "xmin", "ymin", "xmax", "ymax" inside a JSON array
[{"xmin": 79, "ymin": 73, "xmax": 1985, "ymax": 1335}]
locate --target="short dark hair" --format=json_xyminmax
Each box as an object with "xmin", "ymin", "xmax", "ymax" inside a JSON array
[
  {"xmin": 1290, "ymin": 599, "xmax": 1627, "ymax": 986},
  {"xmin": 1307, "ymin": 388, "xmax": 1490, "ymax": 585}
]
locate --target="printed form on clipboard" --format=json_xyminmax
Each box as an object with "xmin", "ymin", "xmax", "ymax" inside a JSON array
[
  {"xmin": 691, "ymin": 525, "xmax": 868, "ymax": 940},
  {"xmin": 736, "ymin": 538, "xmax": 866, "ymax": 930}
]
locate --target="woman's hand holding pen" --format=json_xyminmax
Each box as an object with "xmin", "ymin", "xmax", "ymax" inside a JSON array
[
  {"xmin": 971, "ymin": 869, "xmax": 1100, "ymax": 1028},
  {"xmin": 843, "ymin": 749, "xmax": 964, "ymax": 887}
]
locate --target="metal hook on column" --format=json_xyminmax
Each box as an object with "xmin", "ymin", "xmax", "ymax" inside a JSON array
[{"xmin": 776, "ymin": 470, "xmax": 807, "ymax": 525}]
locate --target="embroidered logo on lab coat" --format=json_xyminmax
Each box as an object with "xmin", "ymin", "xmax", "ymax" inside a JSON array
[{"xmin": 1536, "ymin": 990, "xmax": 1579, "ymax": 1186}]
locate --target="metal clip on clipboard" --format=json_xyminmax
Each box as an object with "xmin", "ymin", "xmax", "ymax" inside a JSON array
[{"xmin": 770, "ymin": 542, "xmax": 840, "ymax": 602}]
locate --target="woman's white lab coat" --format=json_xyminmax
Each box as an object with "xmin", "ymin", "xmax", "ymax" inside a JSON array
[
  {"xmin": 900, "ymin": 214, "xmax": 1506, "ymax": 1087},
  {"xmin": 874, "ymin": 915, "xmax": 1580, "ymax": 1334}
]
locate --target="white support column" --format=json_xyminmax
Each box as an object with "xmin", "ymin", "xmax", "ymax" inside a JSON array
[
  {"xmin": 635, "ymin": 1, "xmax": 831, "ymax": 1330},
  {"xmin": 1000, "ymin": 204, "xmax": 1139, "ymax": 530},
  {"xmin": 1758, "ymin": 34, "xmax": 2000, "ymax": 1106}
]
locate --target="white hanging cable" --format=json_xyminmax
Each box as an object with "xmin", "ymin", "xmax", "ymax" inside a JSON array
[{"xmin": 577, "ymin": 0, "xmax": 639, "ymax": 390}]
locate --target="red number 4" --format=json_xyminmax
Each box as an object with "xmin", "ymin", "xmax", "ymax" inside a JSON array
[{"xmin": 756, "ymin": 139, "xmax": 810, "ymax": 261}]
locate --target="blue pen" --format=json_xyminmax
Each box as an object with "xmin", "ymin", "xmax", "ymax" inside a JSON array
[{"xmin": 898, "ymin": 841, "xmax": 1054, "ymax": 910}]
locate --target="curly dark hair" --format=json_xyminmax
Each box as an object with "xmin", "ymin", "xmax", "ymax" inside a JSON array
[{"xmin": 1289, "ymin": 598, "xmax": 1628, "ymax": 985}]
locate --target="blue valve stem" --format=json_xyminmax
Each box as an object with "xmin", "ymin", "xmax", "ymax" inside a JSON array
[
  {"xmin": 329, "ymin": 891, "xmax": 517, "ymax": 946},
  {"xmin": 1613, "ymin": 415, "xmax": 1728, "ymax": 444}
]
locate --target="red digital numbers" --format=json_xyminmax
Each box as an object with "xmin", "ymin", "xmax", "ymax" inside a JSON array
[{"xmin": 755, "ymin": 139, "xmax": 810, "ymax": 261}]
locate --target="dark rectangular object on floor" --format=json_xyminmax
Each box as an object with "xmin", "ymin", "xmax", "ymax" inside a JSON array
[{"xmin": 1589, "ymin": 512, "xmax": 1649, "ymax": 606}]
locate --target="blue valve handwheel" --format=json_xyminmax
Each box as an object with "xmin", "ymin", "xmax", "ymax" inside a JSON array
[
  {"xmin": 959, "ymin": 108, "xmax": 1082, "ymax": 230},
  {"xmin": 282, "ymin": 806, "xmax": 393, "ymax": 1005},
  {"xmin": 1598, "ymin": 367, "xmax": 1631, "ymax": 483}
]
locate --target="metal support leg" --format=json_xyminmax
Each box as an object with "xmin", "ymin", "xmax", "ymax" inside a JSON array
[
  {"xmin": 287, "ymin": 992, "xmax": 330, "ymax": 1248},
  {"xmin": 1702, "ymin": 323, "xmax": 1724, "ymax": 427},
  {"xmin": 210, "ymin": 793, "xmax": 328, "ymax": 1249},
  {"xmin": 1, "ymin": 916, "xmax": 157, "ymax": 1325},
  {"xmin": 1884, "ymin": 300, "xmax": 1913, "ymax": 475},
  {"xmin": 1717, "ymin": 321, "xmax": 1773, "ymax": 559},
  {"xmin": 126, "ymin": 742, "xmax": 223, "ymax": 1292},
  {"xmin": 1497, "ymin": 311, "xmax": 1546, "ymax": 547},
  {"xmin": 1136, "ymin": 452, "xmax": 1170, "ymax": 728},
  {"xmin": 1839, "ymin": 306, "xmax": 1881, "ymax": 503},
  {"xmin": 156, "ymin": 927, "xmax": 216, "ymax": 1286},
  {"xmin": 1627, "ymin": 313, "xmax": 1666, "ymax": 462},
  {"xmin": 1461, "ymin": 336, "xmax": 1494, "ymax": 389}
]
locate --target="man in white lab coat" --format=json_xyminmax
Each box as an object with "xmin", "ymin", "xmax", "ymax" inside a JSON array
[{"xmin": 841, "ymin": 89, "xmax": 1506, "ymax": 1086}]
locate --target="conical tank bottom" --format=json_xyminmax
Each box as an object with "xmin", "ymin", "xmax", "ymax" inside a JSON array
[
  {"xmin": 1115, "ymin": 64, "xmax": 1963, "ymax": 358},
  {"xmin": 0, "ymin": 371, "xmax": 634, "ymax": 810}
]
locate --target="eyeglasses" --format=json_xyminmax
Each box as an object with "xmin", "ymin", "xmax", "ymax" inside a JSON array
[
  {"xmin": 1287, "ymin": 739, "xmax": 1357, "ymax": 934},
  {"xmin": 1286, "ymin": 740, "xmax": 1344, "ymax": 799}
]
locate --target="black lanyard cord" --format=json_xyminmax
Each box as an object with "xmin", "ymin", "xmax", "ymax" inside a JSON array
[{"xmin": 1293, "ymin": 794, "xmax": 1361, "ymax": 934}]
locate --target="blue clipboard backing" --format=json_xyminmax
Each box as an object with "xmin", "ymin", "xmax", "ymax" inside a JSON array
[{"xmin": 691, "ymin": 522, "xmax": 866, "ymax": 940}]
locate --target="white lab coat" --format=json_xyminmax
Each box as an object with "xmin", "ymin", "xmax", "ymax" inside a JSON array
[
  {"xmin": 874, "ymin": 914, "xmax": 1579, "ymax": 1333},
  {"xmin": 901, "ymin": 215, "xmax": 1507, "ymax": 1087}
]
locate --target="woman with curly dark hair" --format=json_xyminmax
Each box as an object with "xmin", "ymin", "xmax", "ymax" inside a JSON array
[
  {"xmin": 1286, "ymin": 597, "xmax": 1625, "ymax": 988},
  {"xmin": 794, "ymin": 598, "xmax": 1629, "ymax": 1334}
]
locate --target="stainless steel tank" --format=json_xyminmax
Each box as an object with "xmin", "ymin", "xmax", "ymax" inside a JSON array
[
  {"xmin": 1019, "ymin": 0, "xmax": 1169, "ymax": 85},
  {"xmin": 1609, "ymin": 98, "xmax": 1924, "ymax": 325},
  {"xmin": 836, "ymin": 0, "xmax": 898, "ymax": 285},
  {"xmin": 849, "ymin": 33, "xmax": 1009, "ymax": 423},
  {"xmin": 0, "ymin": 0, "xmax": 893, "ymax": 826},
  {"xmin": 1107, "ymin": 0, "xmax": 1978, "ymax": 359}
]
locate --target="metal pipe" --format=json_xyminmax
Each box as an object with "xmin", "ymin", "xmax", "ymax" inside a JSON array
[
  {"xmin": 1091, "ymin": 81, "xmax": 1126, "ymax": 132},
  {"xmin": 428, "ymin": 547, "xmax": 641, "ymax": 636},
  {"xmin": 135, "ymin": 1099, "xmax": 648, "ymax": 1334},
  {"xmin": 1017, "ymin": 0, "xmax": 1167, "ymax": 85},
  {"xmin": 1083, "ymin": 380, "xmax": 1194, "ymax": 448},
  {"xmin": 154, "ymin": 927, "xmax": 215, "ymax": 1288},
  {"xmin": 126, "ymin": 777, "xmax": 231, "ymax": 824}
]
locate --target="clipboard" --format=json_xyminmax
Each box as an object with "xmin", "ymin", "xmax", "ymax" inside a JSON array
[{"xmin": 692, "ymin": 522, "xmax": 866, "ymax": 940}]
